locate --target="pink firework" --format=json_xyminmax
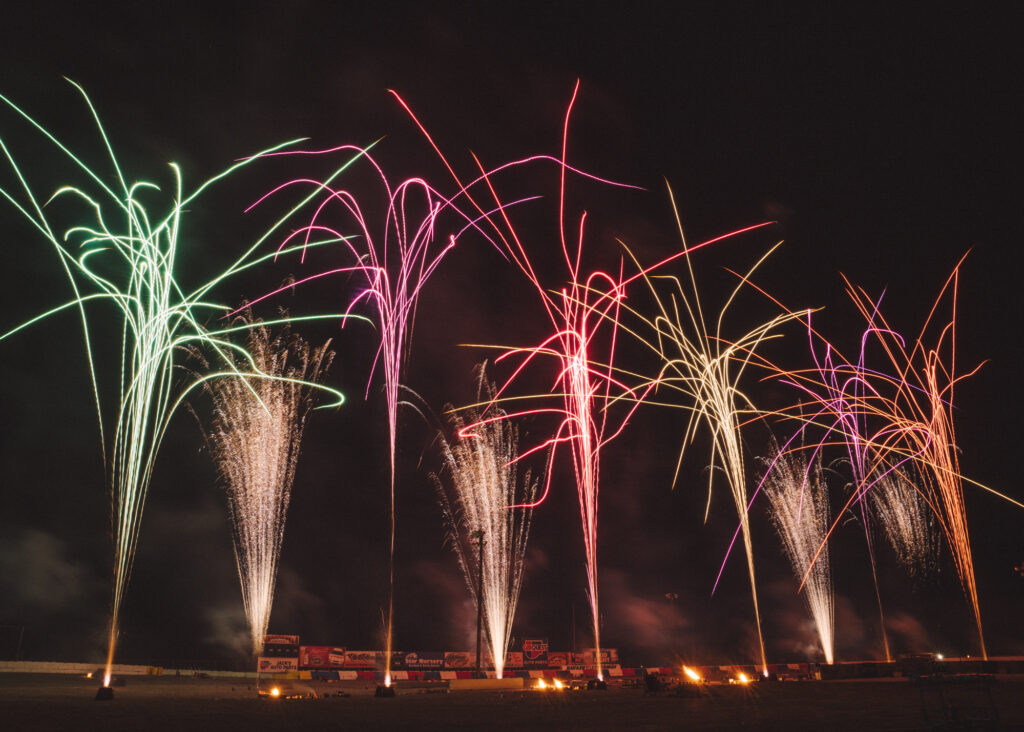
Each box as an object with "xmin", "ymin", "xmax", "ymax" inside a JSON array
[
  {"xmin": 397, "ymin": 82, "xmax": 647, "ymax": 682},
  {"xmin": 237, "ymin": 144, "xmax": 493, "ymax": 685}
]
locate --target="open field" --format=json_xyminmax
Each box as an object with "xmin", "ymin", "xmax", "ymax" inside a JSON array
[{"xmin": 2, "ymin": 673, "xmax": 1023, "ymax": 731}]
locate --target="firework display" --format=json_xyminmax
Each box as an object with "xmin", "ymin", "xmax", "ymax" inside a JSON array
[
  {"xmin": 0, "ymin": 85, "xmax": 347, "ymax": 686},
  {"xmin": 869, "ymin": 471, "xmax": 940, "ymax": 578},
  {"xmin": 761, "ymin": 441, "xmax": 834, "ymax": 664},
  {"xmin": 398, "ymin": 82, "xmax": 652, "ymax": 681},
  {"xmin": 236, "ymin": 139, "xmax": 504, "ymax": 684},
  {"xmin": 431, "ymin": 365, "xmax": 537, "ymax": 679},
  {"xmin": 613, "ymin": 191, "xmax": 804, "ymax": 672},
  {"xmin": 199, "ymin": 313, "xmax": 334, "ymax": 657},
  {"xmin": 1, "ymin": 75, "xmax": 1019, "ymax": 688}
]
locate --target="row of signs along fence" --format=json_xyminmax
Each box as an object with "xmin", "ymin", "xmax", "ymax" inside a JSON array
[{"xmin": 258, "ymin": 636, "xmax": 618, "ymax": 672}]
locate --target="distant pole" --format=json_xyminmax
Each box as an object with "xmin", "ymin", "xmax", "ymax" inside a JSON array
[
  {"xmin": 471, "ymin": 530, "xmax": 485, "ymax": 676},
  {"xmin": 665, "ymin": 593, "xmax": 679, "ymax": 654},
  {"xmin": 571, "ymin": 603, "xmax": 575, "ymax": 655}
]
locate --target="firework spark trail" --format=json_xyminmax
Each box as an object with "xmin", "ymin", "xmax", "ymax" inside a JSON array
[
  {"xmin": 239, "ymin": 145, "xmax": 497, "ymax": 685},
  {"xmin": 870, "ymin": 471, "xmax": 939, "ymax": 577},
  {"xmin": 198, "ymin": 314, "xmax": 333, "ymax": 656},
  {"xmin": 431, "ymin": 364, "xmax": 537, "ymax": 679},
  {"xmin": 805, "ymin": 318, "xmax": 894, "ymax": 663},
  {"xmin": 838, "ymin": 266, "xmax": 989, "ymax": 658},
  {"xmin": 0, "ymin": 84, "xmax": 350, "ymax": 685},
  {"xmin": 756, "ymin": 264, "xmax": 1002, "ymax": 660},
  {"xmin": 761, "ymin": 441, "xmax": 834, "ymax": 664},
  {"xmin": 600, "ymin": 187, "xmax": 806, "ymax": 673},
  {"xmin": 385, "ymin": 82, "xmax": 655, "ymax": 682}
]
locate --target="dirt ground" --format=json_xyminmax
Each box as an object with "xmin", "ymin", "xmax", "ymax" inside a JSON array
[{"xmin": 1, "ymin": 673, "xmax": 1022, "ymax": 731}]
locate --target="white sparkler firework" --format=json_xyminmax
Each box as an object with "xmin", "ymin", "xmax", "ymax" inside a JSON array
[
  {"xmin": 762, "ymin": 442, "xmax": 835, "ymax": 664},
  {"xmin": 432, "ymin": 366, "xmax": 538, "ymax": 679},
  {"xmin": 870, "ymin": 471, "xmax": 940, "ymax": 578},
  {"xmin": 201, "ymin": 314, "xmax": 333, "ymax": 656}
]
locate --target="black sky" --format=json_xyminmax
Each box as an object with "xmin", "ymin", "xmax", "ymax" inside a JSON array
[{"xmin": 1, "ymin": 2, "xmax": 1021, "ymax": 668}]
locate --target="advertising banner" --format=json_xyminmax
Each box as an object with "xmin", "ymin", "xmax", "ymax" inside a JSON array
[
  {"xmin": 262, "ymin": 644, "xmax": 299, "ymax": 658},
  {"xmin": 343, "ymin": 650, "xmax": 377, "ymax": 668},
  {"xmin": 258, "ymin": 656, "xmax": 298, "ymax": 673},
  {"xmin": 263, "ymin": 634, "xmax": 300, "ymax": 646},
  {"xmin": 444, "ymin": 651, "xmax": 473, "ymax": 669},
  {"xmin": 504, "ymin": 652, "xmax": 524, "ymax": 668},
  {"xmin": 482, "ymin": 649, "xmax": 524, "ymax": 669},
  {"xmin": 574, "ymin": 648, "xmax": 619, "ymax": 666},
  {"xmin": 522, "ymin": 639, "xmax": 549, "ymax": 667},
  {"xmin": 403, "ymin": 652, "xmax": 445, "ymax": 670},
  {"xmin": 300, "ymin": 646, "xmax": 332, "ymax": 669},
  {"xmin": 328, "ymin": 647, "xmax": 346, "ymax": 667},
  {"xmin": 547, "ymin": 651, "xmax": 568, "ymax": 668},
  {"xmin": 386, "ymin": 651, "xmax": 405, "ymax": 671}
]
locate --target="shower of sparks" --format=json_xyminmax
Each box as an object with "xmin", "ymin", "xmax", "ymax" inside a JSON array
[
  {"xmin": 609, "ymin": 187, "xmax": 803, "ymax": 673},
  {"xmin": 0, "ymin": 83, "xmax": 347, "ymax": 685},
  {"xmin": 769, "ymin": 262, "xmax": 1011, "ymax": 661},
  {"xmin": 387, "ymin": 81, "xmax": 652, "ymax": 681},
  {"xmin": 433, "ymin": 82, "xmax": 655, "ymax": 682},
  {"xmin": 870, "ymin": 471, "xmax": 940, "ymax": 577},
  {"xmin": 761, "ymin": 441, "xmax": 834, "ymax": 664},
  {"xmin": 838, "ymin": 264, "xmax": 989, "ymax": 659},
  {"xmin": 787, "ymin": 310, "xmax": 897, "ymax": 663},
  {"xmin": 431, "ymin": 364, "xmax": 538, "ymax": 679},
  {"xmin": 237, "ymin": 141, "xmax": 489, "ymax": 685},
  {"xmin": 199, "ymin": 313, "xmax": 334, "ymax": 657}
]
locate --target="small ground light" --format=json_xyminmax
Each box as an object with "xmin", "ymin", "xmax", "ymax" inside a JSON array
[
  {"xmin": 683, "ymin": 666, "xmax": 701, "ymax": 683},
  {"xmin": 270, "ymin": 687, "xmax": 280, "ymax": 698},
  {"xmin": 554, "ymin": 679, "xmax": 564, "ymax": 689},
  {"xmin": 936, "ymin": 654, "xmax": 944, "ymax": 660},
  {"xmin": 737, "ymin": 672, "xmax": 751, "ymax": 684}
]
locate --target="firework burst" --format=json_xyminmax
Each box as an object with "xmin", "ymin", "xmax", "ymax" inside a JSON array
[
  {"xmin": 870, "ymin": 471, "xmax": 939, "ymax": 578},
  {"xmin": 0, "ymin": 83, "xmax": 347, "ymax": 685},
  {"xmin": 761, "ymin": 440, "xmax": 834, "ymax": 664},
  {"xmin": 431, "ymin": 364, "xmax": 538, "ymax": 679},
  {"xmin": 610, "ymin": 189, "xmax": 803, "ymax": 673},
  {"xmin": 198, "ymin": 312, "xmax": 333, "ymax": 657}
]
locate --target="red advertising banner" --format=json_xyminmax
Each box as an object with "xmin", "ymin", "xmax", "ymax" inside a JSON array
[
  {"xmin": 483, "ymin": 649, "xmax": 525, "ymax": 668},
  {"xmin": 505, "ymin": 652, "xmax": 524, "ymax": 668},
  {"xmin": 523, "ymin": 639, "xmax": 549, "ymax": 667},
  {"xmin": 548, "ymin": 651, "xmax": 568, "ymax": 667},
  {"xmin": 300, "ymin": 646, "xmax": 332, "ymax": 669},
  {"xmin": 263, "ymin": 634, "xmax": 300, "ymax": 646},
  {"xmin": 258, "ymin": 656, "xmax": 298, "ymax": 673},
  {"xmin": 444, "ymin": 651, "xmax": 473, "ymax": 669},
  {"xmin": 343, "ymin": 650, "xmax": 377, "ymax": 668}
]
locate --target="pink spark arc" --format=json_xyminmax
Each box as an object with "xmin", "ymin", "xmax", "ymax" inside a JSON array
[
  {"xmin": 241, "ymin": 146, "xmax": 500, "ymax": 686},
  {"xmin": 397, "ymin": 81, "xmax": 654, "ymax": 682}
]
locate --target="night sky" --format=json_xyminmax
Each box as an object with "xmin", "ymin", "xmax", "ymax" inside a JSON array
[{"xmin": 1, "ymin": 3, "xmax": 1021, "ymax": 669}]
